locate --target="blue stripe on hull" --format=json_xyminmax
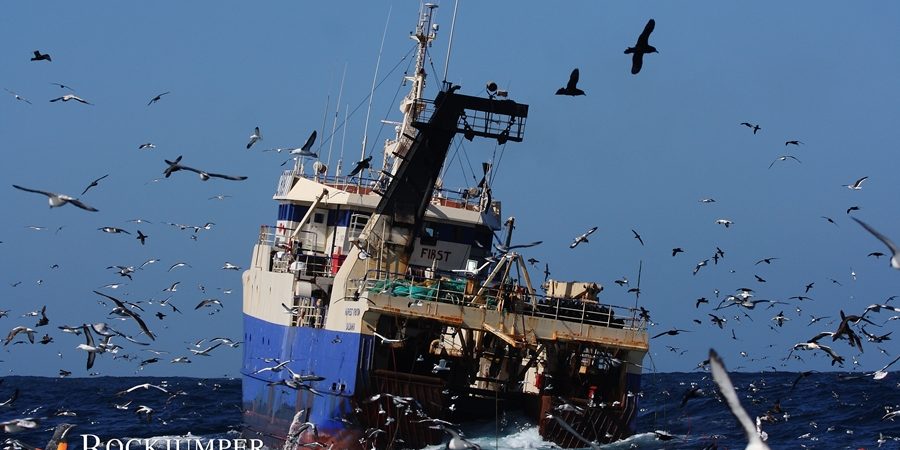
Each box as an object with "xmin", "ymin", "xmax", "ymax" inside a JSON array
[{"xmin": 242, "ymin": 313, "xmax": 374, "ymax": 444}]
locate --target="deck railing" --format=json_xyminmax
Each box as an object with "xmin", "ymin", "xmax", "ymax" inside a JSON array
[
  {"xmin": 354, "ymin": 269, "xmax": 647, "ymax": 332},
  {"xmin": 257, "ymin": 226, "xmax": 334, "ymax": 278},
  {"xmin": 275, "ymin": 168, "xmax": 493, "ymax": 213}
]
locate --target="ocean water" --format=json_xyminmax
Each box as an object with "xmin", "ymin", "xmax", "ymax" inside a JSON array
[{"xmin": 0, "ymin": 372, "xmax": 898, "ymax": 450}]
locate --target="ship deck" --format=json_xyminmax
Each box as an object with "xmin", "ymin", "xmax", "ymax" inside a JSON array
[{"xmin": 355, "ymin": 270, "xmax": 649, "ymax": 352}]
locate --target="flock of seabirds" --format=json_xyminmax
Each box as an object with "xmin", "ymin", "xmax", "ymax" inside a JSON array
[{"xmin": 2, "ymin": 14, "xmax": 900, "ymax": 450}]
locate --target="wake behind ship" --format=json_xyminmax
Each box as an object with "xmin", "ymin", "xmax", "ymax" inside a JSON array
[{"xmin": 241, "ymin": 4, "xmax": 649, "ymax": 449}]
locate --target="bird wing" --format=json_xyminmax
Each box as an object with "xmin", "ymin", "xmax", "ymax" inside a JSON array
[
  {"xmin": 205, "ymin": 171, "xmax": 248, "ymax": 181},
  {"xmin": 302, "ymin": 130, "xmax": 317, "ymax": 152},
  {"xmin": 637, "ymin": 19, "xmax": 656, "ymax": 46},
  {"xmin": 12, "ymin": 185, "xmax": 53, "ymax": 198},
  {"xmin": 508, "ymin": 240, "xmax": 542, "ymax": 250},
  {"xmin": 854, "ymin": 176, "xmax": 868, "ymax": 187},
  {"xmin": 163, "ymin": 156, "xmax": 185, "ymax": 177},
  {"xmin": 709, "ymin": 349, "xmax": 770, "ymax": 449},
  {"xmin": 68, "ymin": 198, "xmax": 99, "ymax": 212},
  {"xmin": 94, "ymin": 290, "xmax": 155, "ymax": 340},
  {"xmin": 125, "ymin": 310, "xmax": 155, "ymax": 341},
  {"xmin": 176, "ymin": 164, "xmax": 203, "ymax": 175},
  {"xmin": 630, "ymin": 53, "xmax": 644, "ymax": 75},
  {"xmin": 83, "ymin": 326, "xmax": 96, "ymax": 369},
  {"xmin": 852, "ymin": 218, "xmax": 898, "ymax": 257},
  {"xmin": 566, "ymin": 68, "xmax": 579, "ymax": 91}
]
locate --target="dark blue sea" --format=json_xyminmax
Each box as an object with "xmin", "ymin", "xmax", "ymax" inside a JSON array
[{"xmin": 0, "ymin": 373, "xmax": 898, "ymax": 450}]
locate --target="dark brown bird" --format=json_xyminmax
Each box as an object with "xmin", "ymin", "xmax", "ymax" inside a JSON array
[
  {"xmin": 147, "ymin": 91, "xmax": 170, "ymax": 106},
  {"xmin": 672, "ymin": 247, "xmax": 684, "ymax": 257},
  {"xmin": 651, "ymin": 328, "xmax": 691, "ymax": 339},
  {"xmin": 785, "ymin": 140, "xmax": 803, "ymax": 146},
  {"xmin": 163, "ymin": 156, "xmax": 248, "ymax": 181},
  {"xmin": 631, "ymin": 229, "xmax": 644, "ymax": 246},
  {"xmin": 624, "ymin": 19, "xmax": 657, "ymax": 74},
  {"xmin": 555, "ymin": 68, "xmax": 585, "ymax": 96},
  {"xmin": 833, "ymin": 310, "xmax": 876, "ymax": 352},
  {"xmin": 740, "ymin": 122, "xmax": 761, "ymax": 134},
  {"xmin": 31, "ymin": 50, "xmax": 51, "ymax": 62},
  {"xmin": 81, "ymin": 174, "xmax": 109, "ymax": 196}
]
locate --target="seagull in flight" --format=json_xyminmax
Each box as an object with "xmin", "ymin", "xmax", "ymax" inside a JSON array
[
  {"xmin": 117, "ymin": 383, "xmax": 170, "ymax": 396},
  {"xmin": 4, "ymin": 88, "xmax": 32, "ymax": 104},
  {"xmin": 163, "ymin": 156, "xmax": 248, "ymax": 181},
  {"xmin": 624, "ymin": 19, "xmax": 657, "ymax": 74},
  {"xmin": 12, "ymin": 185, "xmax": 98, "ymax": 211},
  {"xmin": 246, "ymin": 126, "xmax": 262, "ymax": 149},
  {"xmin": 31, "ymin": 50, "xmax": 51, "ymax": 62},
  {"xmin": 570, "ymin": 226, "xmax": 598, "ymax": 248},
  {"xmin": 693, "ymin": 259, "xmax": 709, "ymax": 275},
  {"xmin": 844, "ymin": 176, "xmax": 868, "ymax": 190},
  {"xmin": 851, "ymin": 217, "xmax": 899, "ymax": 269},
  {"xmin": 288, "ymin": 130, "xmax": 318, "ymax": 157},
  {"xmin": 138, "ymin": 143, "xmax": 156, "ymax": 150},
  {"xmin": 50, "ymin": 94, "xmax": 92, "ymax": 105},
  {"xmin": 147, "ymin": 91, "xmax": 170, "ymax": 106},
  {"xmin": 81, "ymin": 174, "xmax": 109, "ymax": 195},
  {"xmin": 768, "ymin": 155, "xmax": 801, "ymax": 169},
  {"xmin": 555, "ymin": 68, "xmax": 585, "ymax": 96},
  {"xmin": 785, "ymin": 140, "xmax": 803, "ymax": 146}
]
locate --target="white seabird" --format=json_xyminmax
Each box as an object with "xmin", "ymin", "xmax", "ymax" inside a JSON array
[
  {"xmin": 570, "ymin": 226, "xmax": 598, "ymax": 248},
  {"xmin": 247, "ymin": 126, "xmax": 262, "ymax": 149},
  {"xmin": 288, "ymin": 130, "xmax": 318, "ymax": 158},
  {"xmin": 3, "ymin": 326, "xmax": 36, "ymax": 346},
  {"xmin": 709, "ymin": 349, "xmax": 771, "ymax": 450},
  {"xmin": 4, "ymin": 88, "xmax": 32, "ymax": 105},
  {"xmin": 12, "ymin": 185, "xmax": 98, "ymax": 211},
  {"xmin": 844, "ymin": 176, "xmax": 868, "ymax": 190},
  {"xmin": 49, "ymin": 94, "xmax": 92, "ymax": 105}
]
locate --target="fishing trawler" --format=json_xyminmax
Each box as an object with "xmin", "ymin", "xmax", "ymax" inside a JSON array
[{"xmin": 241, "ymin": 4, "xmax": 649, "ymax": 449}]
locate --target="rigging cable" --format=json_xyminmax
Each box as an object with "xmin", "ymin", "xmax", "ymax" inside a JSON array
[{"xmin": 316, "ymin": 43, "xmax": 417, "ymax": 152}]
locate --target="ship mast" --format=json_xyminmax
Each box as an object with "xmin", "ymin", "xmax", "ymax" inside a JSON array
[{"xmin": 383, "ymin": 2, "xmax": 438, "ymax": 176}]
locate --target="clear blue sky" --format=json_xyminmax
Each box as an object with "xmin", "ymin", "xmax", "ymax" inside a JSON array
[{"xmin": 2, "ymin": 2, "xmax": 899, "ymax": 377}]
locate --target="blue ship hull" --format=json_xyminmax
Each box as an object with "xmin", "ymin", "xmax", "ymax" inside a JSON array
[{"xmin": 242, "ymin": 313, "xmax": 374, "ymax": 448}]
